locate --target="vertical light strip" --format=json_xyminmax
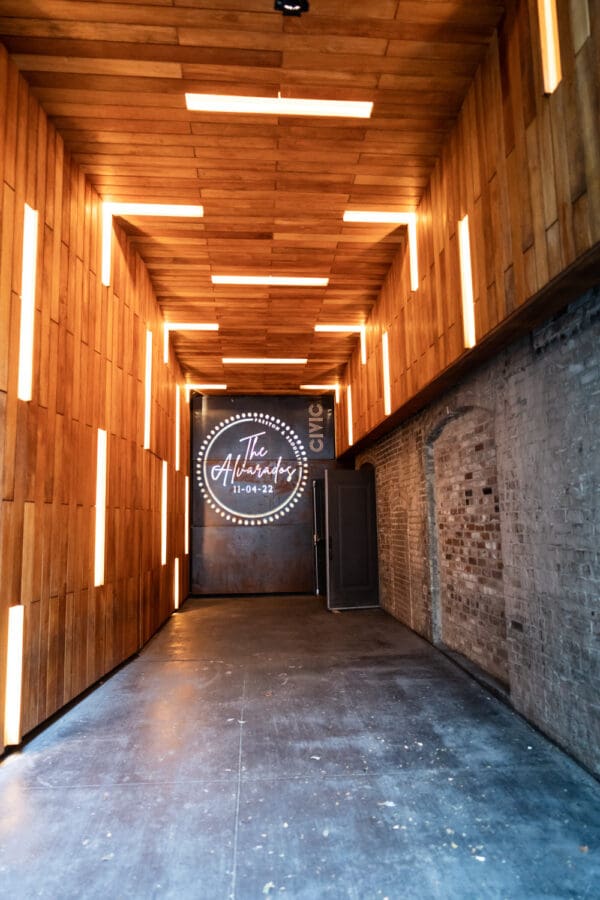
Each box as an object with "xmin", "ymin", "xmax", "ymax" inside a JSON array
[
  {"xmin": 407, "ymin": 215, "xmax": 419, "ymax": 292},
  {"xmin": 458, "ymin": 215, "xmax": 477, "ymax": 349},
  {"xmin": 347, "ymin": 385, "xmax": 353, "ymax": 446},
  {"xmin": 101, "ymin": 203, "xmax": 113, "ymax": 287},
  {"xmin": 382, "ymin": 331, "xmax": 391, "ymax": 416},
  {"xmin": 537, "ymin": 0, "xmax": 562, "ymax": 93},
  {"xmin": 143, "ymin": 330, "xmax": 153, "ymax": 450},
  {"xmin": 163, "ymin": 324, "xmax": 170, "ymax": 365},
  {"xmin": 359, "ymin": 326, "xmax": 367, "ymax": 365},
  {"xmin": 17, "ymin": 204, "xmax": 39, "ymax": 402},
  {"xmin": 175, "ymin": 385, "xmax": 181, "ymax": 472},
  {"xmin": 173, "ymin": 557, "xmax": 180, "ymax": 610},
  {"xmin": 161, "ymin": 460, "xmax": 168, "ymax": 567},
  {"xmin": 94, "ymin": 428, "xmax": 108, "ymax": 587},
  {"xmin": 3, "ymin": 605, "xmax": 25, "ymax": 746},
  {"xmin": 184, "ymin": 476, "xmax": 190, "ymax": 555}
]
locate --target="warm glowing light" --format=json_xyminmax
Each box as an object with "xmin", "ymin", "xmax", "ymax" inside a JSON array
[
  {"xmin": 4, "ymin": 605, "xmax": 24, "ymax": 746},
  {"xmin": 173, "ymin": 557, "xmax": 180, "ymax": 611},
  {"xmin": 175, "ymin": 385, "xmax": 181, "ymax": 472},
  {"xmin": 164, "ymin": 322, "xmax": 219, "ymax": 364},
  {"xmin": 537, "ymin": 0, "xmax": 562, "ymax": 93},
  {"xmin": 17, "ymin": 204, "xmax": 39, "ymax": 401},
  {"xmin": 186, "ymin": 93, "xmax": 373, "ymax": 119},
  {"xmin": 300, "ymin": 383, "xmax": 341, "ymax": 404},
  {"xmin": 222, "ymin": 357, "xmax": 307, "ymax": 365},
  {"xmin": 184, "ymin": 476, "xmax": 190, "ymax": 556},
  {"xmin": 161, "ymin": 460, "xmax": 168, "ymax": 566},
  {"xmin": 144, "ymin": 330, "xmax": 153, "ymax": 449},
  {"xmin": 347, "ymin": 385, "xmax": 353, "ymax": 446},
  {"xmin": 407, "ymin": 215, "xmax": 419, "ymax": 292},
  {"xmin": 212, "ymin": 275, "xmax": 328, "ymax": 287},
  {"xmin": 343, "ymin": 210, "xmax": 419, "ymax": 292},
  {"xmin": 94, "ymin": 428, "xmax": 107, "ymax": 587},
  {"xmin": 101, "ymin": 202, "xmax": 203, "ymax": 287},
  {"xmin": 314, "ymin": 323, "xmax": 367, "ymax": 365},
  {"xmin": 458, "ymin": 215, "xmax": 476, "ymax": 349},
  {"xmin": 185, "ymin": 383, "xmax": 227, "ymax": 400},
  {"xmin": 382, "ymin": 331, "xmax": 391, "ymax": 416}
]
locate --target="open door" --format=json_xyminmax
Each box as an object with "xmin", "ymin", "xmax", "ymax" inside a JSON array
[{"xmin": 325, "ymin": 467, "xmax": 379, "ymax": 610}]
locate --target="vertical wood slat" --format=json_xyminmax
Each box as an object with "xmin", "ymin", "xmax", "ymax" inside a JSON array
[
  {"xmin": 0, "ymin": 45, "xmax": 190, "ymax": 748},
  {"xmin": 339, "ymin": 0, "xmax": 600, "ymax": 453}
]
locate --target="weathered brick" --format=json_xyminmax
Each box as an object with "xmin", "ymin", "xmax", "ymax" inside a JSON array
[{"xmin": 359, "ymin": 285, "xmax": 600, "ymax": 776}]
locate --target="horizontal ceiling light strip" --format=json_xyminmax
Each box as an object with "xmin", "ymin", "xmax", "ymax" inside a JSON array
[
  {"xmin": 212, "ymin": 276, "xmax": 328, "ymax": 287},
  {"xmin": 314, "ymin": 324, "xmax": 367, "ymax": 366},
  {"xmin": 101, "ymin": 202, "xmax": 204, "ymax": 287},
  {"xmin": 222, "ymin": 358, "xmax": 307, "ymax": 365},
  {"xmin": 343, "ymin": 210, "xmax": 419, "ymax": 292},
  {"xmin": 185, "ymin": 93, "xmax": 373, "ymax": 119},
  {"xmin": 300, "ymin": 384, "xmax": 341, "ymax": 404},
  {"xmin": 163, "ymin": 322, "xmax": 219, "ymax": 364}
]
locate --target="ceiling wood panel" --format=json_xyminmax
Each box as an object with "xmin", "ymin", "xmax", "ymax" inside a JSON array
[{"xmin": 0, "ymin": 0, "xmax": 505, "ymax": 393}]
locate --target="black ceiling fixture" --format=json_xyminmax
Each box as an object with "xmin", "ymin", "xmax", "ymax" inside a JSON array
[{"xmin": 274, "ymin": 0, "xmax": 309, "ymax": 16}]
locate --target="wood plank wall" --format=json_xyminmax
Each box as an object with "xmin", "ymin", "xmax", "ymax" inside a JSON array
[
  {"xmin": 0, "ymin": 45, "xmax": 190, "ymax": 753},
  {"xmin": 338, "ymin": 0, "xmax": 599, "ymax": 451}
]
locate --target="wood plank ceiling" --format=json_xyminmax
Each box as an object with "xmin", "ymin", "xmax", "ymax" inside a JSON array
[{"xmin": 0, "ymin": 0, "xmax": 505, "ymax": 393}]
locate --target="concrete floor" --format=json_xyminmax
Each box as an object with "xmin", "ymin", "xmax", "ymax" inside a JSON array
[{"xmin": 1, "ymin": 595, "xmax": 599, "ymax": 899}]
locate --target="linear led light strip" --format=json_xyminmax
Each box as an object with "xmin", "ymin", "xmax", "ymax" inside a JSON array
[
  {"xmin": 173, "ymin": 557, "xmax": 180, "ymax": 611},
  {"xmin": 343, "ymin": 211, "xmax": 419, "ymax": 293},
  {"xmin": 347, "ymin": 385, "xmax": 354, "ymax": 447},
  {"xmin": 144, "ymin": 330, "xmax": 153, "ymax": 450},
  {"xmin": 185, "ymin": 383, "xmax": 227, "ymax": 400},
  {"xmin": 186, "ymin": 92, "xmax": 373, "ymax": 119},
  {"xmin": 161, "ymin": 460, "xmax": 168, "ymax": 567},
  {"xmin": 101, "ymin": 202, "xmax": 204, "ymax": 287},
  {"xmin": 537, "ymin": 0, "xmax": 562, "ymax": 93},
  {"xmin": 4, "ymin": 605, "xmax": 25, "ymax": 746},
  {"xmin": 17, "ymin": 204, "xmax": 39, "ymax": 402},
  {"xmin": 184, "ymin": 477, "xmax": 190, "ymax": 556},
  {"xmin": 300, "ymin": 384, "xmax": 341, "ymax": 404},
  {"xmin": 458, "ymin": 215, "xmax": 477, "ymax": 350},
  {"xmin": 314, "ymin": 324, "xmax": 367, "ymax": 366},
  {"xmin": 382, "ymin": 331, "xmax": 391, "ymax": 416},
  {"xmin": 222, "ymin": 357, "xmax": 307, "ymax": 365},
  {"xmin": 212, "ymin": 275, "xmax": 328, "ymax": 287},
  {"xmin": 94, "ymin": 428, "xmax": 108, "ymax": 587},
  {"xmin": 175, "ymin": 385, "xmax": 181, "ymax": 472},
  {"xmin": 164, "ymin": 322, "xmax": 219, "ymax": 364}
]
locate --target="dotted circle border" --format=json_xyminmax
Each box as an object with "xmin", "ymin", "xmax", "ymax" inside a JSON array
[{"xmin": 195, "ymin": 412, "xmax": 309, "ymax": 526}]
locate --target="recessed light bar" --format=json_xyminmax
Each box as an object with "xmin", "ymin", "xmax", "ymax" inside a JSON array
[
  {"xmin": 101, "ymin": 202, "xmax": 204, "ymax": 287},
  {"xmin": 186, "ymin": 93, "xmax": 373, "ymax": 119},
  {"xmin": 300, "ymin": 384, "xmax": 341, "ymax": 404},
  {"xmin": 537, "ymin": 0, "xmax": 562, "ymax": 93},
  {"xmin": 382, "ymin": 331, "xmax": 391, "ymax": 416},
  {"xmin": 458, "ymin": 214, "xmax": 477, "ymax": 350},
  {"xmin": 222, "ymin": 357, "xmax": 307, "ymax": 365},
  {"xmin": 343, "ymin": 210, "xmax": 419, "ymax": 292},
  {"xmin": 347, "ymin": 385, "xmax": 354, "ymax": 447},
  {"xmin": 17, "ymin": 204, "xmax": 39, "ymax": 402},
  {"xmin": 212, "ymin": 275, "xmax": 328, "ymax": 287},
  {"xmin": 163, "ymin": 322, "xmax": 219, "ymax": 364},
  {"xmin": 314, "ymin": 324, "xmax": 367, "ymax": 366},
  {"xmin": 4, "ymin": 605, "xmax": 25, "ymax": 746}
]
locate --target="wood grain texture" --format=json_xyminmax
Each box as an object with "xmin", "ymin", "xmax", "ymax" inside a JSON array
[
  {"xmin": 0, "ymin": 48, "xmax": 189, "ymax": 750},
  {"xmin": 0, "ymin": 0, "xmax": 505, "ymax": 393},
  {"xmin": 341, "ymin": 0, "xmax": 600, "ymax": 451}
]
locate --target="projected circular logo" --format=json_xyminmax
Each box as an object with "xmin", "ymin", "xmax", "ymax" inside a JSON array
[{"xmin": 196, "ymin": 412, "xmax": 309, "ymax": 525}]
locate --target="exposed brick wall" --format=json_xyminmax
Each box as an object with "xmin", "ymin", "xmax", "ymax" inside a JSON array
[
  {"xmin": 432, "ymin": 408, "xmax": 508, "ymax": 683},
  {"xmin": 359, "ymin": 285, "xmax": 600, "ymax": 776}
]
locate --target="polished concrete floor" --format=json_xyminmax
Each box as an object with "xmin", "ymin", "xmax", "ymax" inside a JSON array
[{"xmin": 1, "ymin": 595, "xmax": 599, "ymax": 899}]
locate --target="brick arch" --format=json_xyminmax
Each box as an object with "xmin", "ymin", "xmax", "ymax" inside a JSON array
[{"xmin": 426, "ymin": 406, "xmax": 509, "ymax": 685}]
